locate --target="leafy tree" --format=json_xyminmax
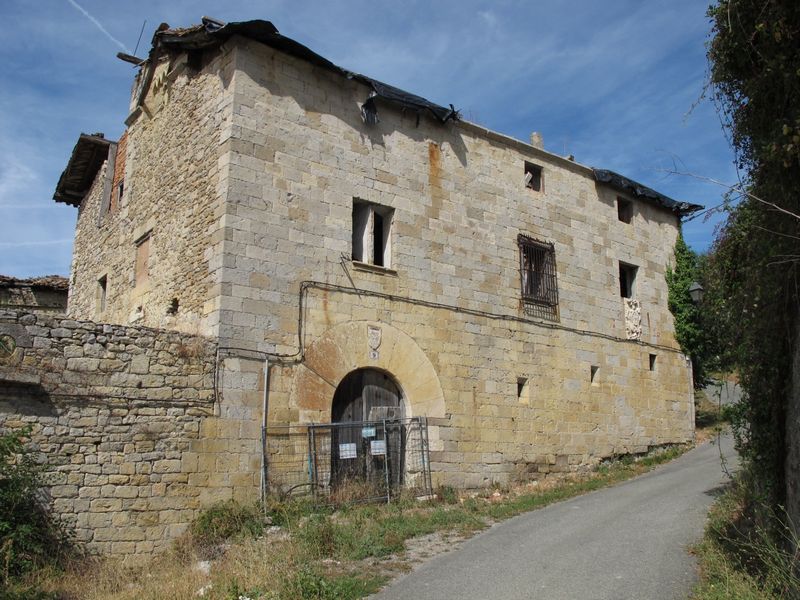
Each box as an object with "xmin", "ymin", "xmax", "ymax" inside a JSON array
[{"xmin": 666, "ymin": 232, "xmax": 711, "ymax": 387}]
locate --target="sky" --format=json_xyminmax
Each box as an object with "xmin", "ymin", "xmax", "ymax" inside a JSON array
[{"xmin": 0, "ymin": 0, "xmax": 738, "ymax": 278}]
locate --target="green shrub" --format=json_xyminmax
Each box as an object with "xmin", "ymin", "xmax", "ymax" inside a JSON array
[
  {"xmin": 189, "ymin": 500, "xmax": 267, "ymax": 548},
  {"xmin": 0, "ymin": 427, "xmax": 69, "ymax": 584},
  {"xmin": 283, "ymin": 567, "xmax": 385, "ymax": 600},
  {"xmin": 436, "ymin": 485, "xmax": 459, "ymax": 504}
]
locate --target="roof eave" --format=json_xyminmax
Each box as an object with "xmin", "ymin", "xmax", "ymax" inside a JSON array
[
  {"xmin": 53, "ymin": 134, "xmax": 112, "ymax": 207},
  {"xmin": 592, "ymin": 168, "xmax": 704, "ymax": 217}
]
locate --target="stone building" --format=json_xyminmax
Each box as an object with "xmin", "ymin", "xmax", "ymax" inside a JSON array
[
  {"xmin": 1, "ymin": 17, "xmax": 701, "ymax": 555},
  {"xmin": 0, "ymin": 275, "xmax": 68, "ymax": 313}
]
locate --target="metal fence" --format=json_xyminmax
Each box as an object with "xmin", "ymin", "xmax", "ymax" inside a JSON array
[{"xmin": 264, "ymin": 417, "xmax": 432, "ymax": 503}]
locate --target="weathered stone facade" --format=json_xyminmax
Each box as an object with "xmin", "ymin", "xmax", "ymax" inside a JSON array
[
  {"xmin": 0, "ymin": 310, "xmax": 268, "ymax": 555},
  {"xmin": 67, "ymin": 49, "xmax": 233, "ymax": 337},
  {"xmin": 0, "ymin": 275, "xmax": 68, "ymax": 313},
  {"xmin": 6, "ymin": 18, "xmax": 699, "ymax": 554}
]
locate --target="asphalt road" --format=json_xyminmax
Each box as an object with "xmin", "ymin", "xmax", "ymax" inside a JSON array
[
  {"xmin": 703, "ymin": 379, "xmax": 742, "ymax": 407},
  {"xmin": 374, "ymin": 435, "xmax": 737, "ymax": 600}
]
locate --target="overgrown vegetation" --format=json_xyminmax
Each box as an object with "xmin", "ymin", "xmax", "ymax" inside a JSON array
[
  {"xmin": 696, "ymin": 0, "xmax": 800, "ymax": 593},
  {"xmin": 28, "ymin": 443, "xmax": 690, "ymax": 599},
  {"xmin": 666, "ymin": 232, "xmax": 715, "ymax": 388},
  {"xmin": 694, "ymin": 476, "xmax": 800, "ymax": 599},
  {"xmin": 706, "ymin": 0, "xmax": 800, "ymax": 515},
  {"xmin": 0, "ymin": 427, "xmax": 70, "ymax": 597}
]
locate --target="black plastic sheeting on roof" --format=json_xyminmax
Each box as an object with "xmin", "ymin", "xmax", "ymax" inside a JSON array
[
  {"xmin": 156, "ymin": 18, "xmax": 459, "ymax": 125},
  {"xmin": 592, "ymin": 169, "xmax": 703, "ymax": 216}
]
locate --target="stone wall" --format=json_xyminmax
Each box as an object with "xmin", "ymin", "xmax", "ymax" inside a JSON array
[
  {"xmin": 218, "ymin": 38, "xmax": 682, "ymax": 355},
  {"xmin": 67, "ymin": 46, "xmax": 235, "ymax": 337},
  {"xmin": 0, "ymin": 310, "xmax": 232, "ymax": 556},
  {"xmin": 59, "ymin": 30, "xmax": 695, "ymax": 512},
  {"xmin": 212, "ymin": 38, "xmax": 693, "ymax": 486}
]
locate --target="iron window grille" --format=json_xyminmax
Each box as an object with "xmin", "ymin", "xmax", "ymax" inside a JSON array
[{"xmin": 518, "ymin": 234, "xmax": 559, "ymax": 308}]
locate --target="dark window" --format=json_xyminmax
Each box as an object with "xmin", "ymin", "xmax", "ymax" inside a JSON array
[
  {"xmin": 97, "ymin": 275, "xmax": 107, "ymax": 314},
  {"xmin": 590, "ymin": 365, "xmax": 599, "ymax": 383},
  {"xmin": 617, "ymin": 197, "xmax": 633, "ymax": 223},
  {"xmin": 517, "ymin": 377, "xmax": 527, "ymax": 399},
  {"xmin": 518, "ymin": 234, "xmax": 558, "ymax": 307},
  {"xmin": 353, "ymin": 200, "xmax": 393, "ymax": 268},
  {"xmin": 619, "ymin": 262, "xmax": 638, "ymax": 298},
  {"xmin": 187, "ymin": 49, "xmax": 205, "ymax": 71},
  {"xmin": 649, "ymin": 353, "xmax": 657, "ymax": 371},
  {"xmin": 524, "ymin": 161, "xmax": 543, "ymax": 192}
]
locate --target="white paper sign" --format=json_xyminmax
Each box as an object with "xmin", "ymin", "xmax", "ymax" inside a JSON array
[
  {"xmin": 370, "ymin": 440, "xmax": 386, "ymax": 456},
  {"xmin": 339, "ymin": 443, "xmax": 357, "ymax": 459},
  {"xmin": 362, "ymin": 427, "xmax": 376, "ymax": 438}
]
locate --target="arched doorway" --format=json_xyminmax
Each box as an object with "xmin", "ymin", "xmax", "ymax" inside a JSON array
[
  {"xmin": 332, "ymin": 369, "xmax": 404, "ymax": 423},
  {"xmin": 329, "ymin": 369, "xmax": 404, "ymax": 494}
]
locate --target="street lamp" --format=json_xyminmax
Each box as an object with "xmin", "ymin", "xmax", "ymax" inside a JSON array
[{"xmin": 689, "ymin": 281, "xmax": 704, "ymax": 304}]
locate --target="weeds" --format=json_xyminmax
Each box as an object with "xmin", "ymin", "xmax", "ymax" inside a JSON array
[
  {"xmin": 0, "ymin": 427, "xmax": 71, "ymax": 593},
  {"xmin": 190, "ymin": 500, "xmax": 268, "ymax": 549},
  {"xmin": 693, "ymin": 475, "xmax": 800, "ymax": 599},
  {"xmin": 28, "ymin": 441, "xmax": 692, "ymax": 599}
]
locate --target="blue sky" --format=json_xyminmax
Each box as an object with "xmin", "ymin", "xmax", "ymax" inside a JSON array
[{"xmin": 0, "ymin": 0, "xmax": 736, "ymax": 277}]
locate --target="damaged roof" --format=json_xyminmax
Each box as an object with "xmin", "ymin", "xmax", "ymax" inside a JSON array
[
  {"xmin": 0, "ymin": 275, "xmax": 69, "ymax": 290},
  {"xmin": 153, "ymin": 17, "xmax": 459, "ymax": 124},
  {"xmin": 592, "ymin": 169, "xmax": 703, "ymax": 216},
  {"xmin": 53, "ymin": 134, "xmax": 112, "ymax": 206}
]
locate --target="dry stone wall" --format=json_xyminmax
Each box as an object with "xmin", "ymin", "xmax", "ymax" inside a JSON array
[{"xmin": 0, "ymin": 310, "xmax": 223, "ymax": 555}]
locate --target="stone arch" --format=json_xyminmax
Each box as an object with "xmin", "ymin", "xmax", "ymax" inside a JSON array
[{"xmin": 291, "ymin": 321, "xmax": 445, "ymax": 424}]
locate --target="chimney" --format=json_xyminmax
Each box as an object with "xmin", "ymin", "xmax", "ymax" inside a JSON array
[{"xmin": 530, "ymin": 132, "xmax": 544, "ymax": 149}]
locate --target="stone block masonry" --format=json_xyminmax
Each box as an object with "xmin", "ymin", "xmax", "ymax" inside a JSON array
[{"xmin": 0, "ymin": 310, "xmax": 250, "ymax": 556}]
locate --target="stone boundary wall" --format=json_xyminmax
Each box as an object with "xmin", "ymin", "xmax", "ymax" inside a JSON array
[{"xmin": 0, "ymin": 310, "xmax": 217, "ymax": 555}]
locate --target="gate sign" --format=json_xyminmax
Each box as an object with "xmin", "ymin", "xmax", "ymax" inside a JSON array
[
  {"xmin": 370, "ymin": 439, "xmax": 386, "ymax": 456},
  {"xmin": 361, "ymin": 426, "xmax": 376, "ymax": 438},
  {"xmin": 338, "ymin": 443, "xmax": 357, "ymax": 459}
]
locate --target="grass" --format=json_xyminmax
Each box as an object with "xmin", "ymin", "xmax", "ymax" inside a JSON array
[
  {"xmin": 21, "ymin": 442, "xmax": 692, "ymax": 600},
  {"xmin": 692, "ymin": 476, "xmax": 800, "ymax": 600}
]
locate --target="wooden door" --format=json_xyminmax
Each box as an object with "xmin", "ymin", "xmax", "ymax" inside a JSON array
[{"xmin": 329, "ymin": 369, "xmax": 403, "ymax": 491}]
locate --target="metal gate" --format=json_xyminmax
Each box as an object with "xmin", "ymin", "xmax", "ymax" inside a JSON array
[{"xmin": 265, "ymin": 416, "xmax": 432, "ymax": 503}]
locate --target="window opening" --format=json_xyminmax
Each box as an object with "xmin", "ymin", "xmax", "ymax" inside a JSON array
[
  {"xmin": 97, "ymin": 275, "xmax": 107, "ymax": 314},
  {"xmin": 167, "ymin": 298, "xmax": 179, "ymax": 315},
  {"xmin": 135, "ymin": 233, "xmax": 151, "ymax": 287},
  {"xmin": 524, "ymin": 161, "xmax": 543, "ymax": 192},
  {"xmin": 517, "ymin": 377, "xmax": 528, "ymax": 399},
  {"xmin": 619, "ymin": 262, "xmax": 638, "ymax": 298},
  {"xmin": 518, "ymin": 235, "xmax": 558, "ymax": 306},
  {"xmin": 373, "ymin": 211, "xmax": 385, "ymax": 267},
  {"xmin": 352, "ymin": 200, "xmax": 393, "ymax": 268},
  {"xmin": 590, "ymin": 365, "xmax": 599, "ymax": 383},
  {"xmin": 617, "ymin": 197, "xmax": 633, "ymax": 223},
  {"xmin": 649, "ymin": 353, "xmax": 657, "ymax": 371}
]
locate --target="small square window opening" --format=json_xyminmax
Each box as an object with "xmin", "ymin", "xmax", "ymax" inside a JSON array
[
  {"xmin": 649, "ymin": 354, "xmax": 657, "ymax": 371},
  {"xmin": 617, "ymin": 197, "xmax": 633, "ymax": 223},
  {"xmin": 352, "ymin": 200, "xmax": 393, "ymax": 268},
  {"xmin": 619, "ymin": 262, "xmax": 638, "ymax": 298},
  {"xmin": 524, "ymin": 161, "xmax": 543, "ymax": 192}
]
